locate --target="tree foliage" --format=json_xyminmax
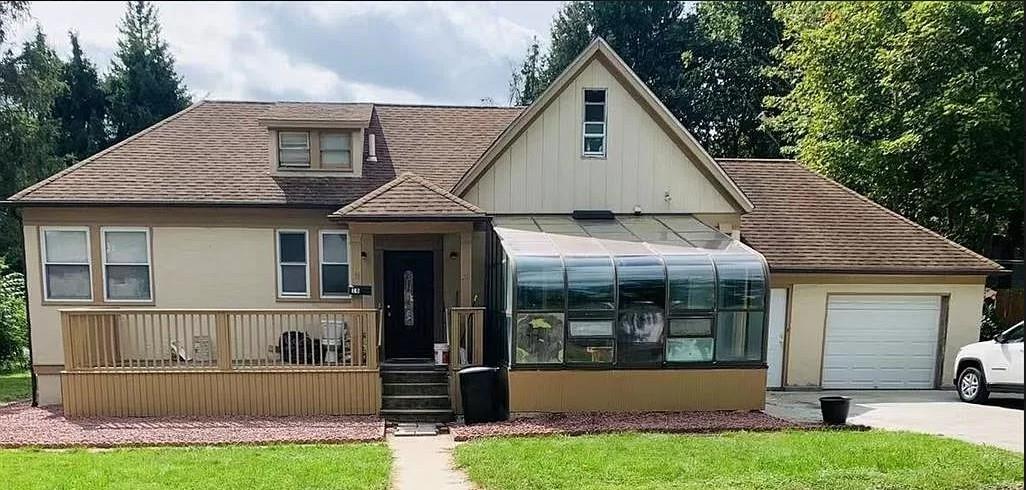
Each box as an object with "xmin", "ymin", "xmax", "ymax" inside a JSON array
[
  {"xmin": 509, "ymin": 0, "xmax": 787, "ymax": 158},
  {"xmin": 0, "ymin": 258, "xmax": 27, "ymax": 371},
  {"xmin": 106, "ymin": 0, "xmax": 190, "ymax": 143},
  {"xmin": 0, "ymin": 0, "xmax": 29, "ymax": 45},
  {"xmin": 767, "ymin": 1, "xmax": 1024, "ymax": 255},
  {"xmin": 54, "ymin": 32, "xmax": 107, "ymax": 161}
]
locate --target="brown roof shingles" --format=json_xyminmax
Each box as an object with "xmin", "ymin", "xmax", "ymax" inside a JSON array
[
  {"xmin": 332, "ymin": 172, "xmax": 484, "ymax": 218},
  {"xmin": 719, "ymin": 159, "xmax": 1003, "ymax": 274},
  {"xmin": 259, "ymin": 102, "xmax": 374, "ymax": 124}
]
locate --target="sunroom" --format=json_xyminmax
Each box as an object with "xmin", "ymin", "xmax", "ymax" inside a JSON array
[{"xmin": 489, "ymin": 215, "xmax": 770, "ymax": 412}]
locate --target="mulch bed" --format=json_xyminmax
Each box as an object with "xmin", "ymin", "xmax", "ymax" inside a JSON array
[
  {"xmin": 0, "ymin": 403, "xmax": 384, "ymax": 448},
  {"xmin": 450, "ymin": 410, "xmax": 842, "ymax": 442}
]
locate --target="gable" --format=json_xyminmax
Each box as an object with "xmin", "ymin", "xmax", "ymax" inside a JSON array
[
  {"xmin": 456, "ymin": 38, "xmax": 752, "ymax": 215},
  {"xmin": 331, "ymin": 172, "xmax": 483, "ymax": 219}
]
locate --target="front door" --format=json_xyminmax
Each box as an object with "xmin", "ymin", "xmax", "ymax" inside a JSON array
[{"xmin": 383, "ymin": 251, "xmax": 434, "ymax": 359}]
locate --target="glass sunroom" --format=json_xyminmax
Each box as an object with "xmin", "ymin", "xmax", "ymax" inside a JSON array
[{"xmin": 492, "ymin": 215, "xmax": 768, "ymax": 370}]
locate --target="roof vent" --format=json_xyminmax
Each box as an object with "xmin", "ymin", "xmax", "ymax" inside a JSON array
[
  {"xmin": 571, "ymin": 210, "xmax": 615, "ymax": 220},
  {"xmin": 367, "ymin": 133, "xmax": 378, "ymax": 162}
]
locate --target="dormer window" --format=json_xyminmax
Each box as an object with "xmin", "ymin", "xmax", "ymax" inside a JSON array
[
  {"xmin": 278, "ymin": 131, "xmax": 311, "ymax": 167},
  {"xmin": 583, "ymin": 88, "xmax": 606, "ymax": 157},
  {"xmin": 320, "ymin": 132, "xmax": 352, "ymax": 169}
]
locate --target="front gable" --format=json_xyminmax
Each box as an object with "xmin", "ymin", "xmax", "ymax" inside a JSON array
[{"xmin": 456, "ymin": 38, "xmax": 753, "ymax": 215}]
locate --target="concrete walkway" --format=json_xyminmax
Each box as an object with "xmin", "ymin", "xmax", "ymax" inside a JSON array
[
  {"xmin": 766, "ymin": 390, "xmax": 1024, "ymax": 452},
  {"xmin": 388, "ymin": 433, "xmax": 474, "ymax": 490}
]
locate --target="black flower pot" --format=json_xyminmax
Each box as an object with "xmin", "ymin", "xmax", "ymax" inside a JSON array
[{"xmin": 819, "ymin": 396, "xmax": 851, "ymax": 425}]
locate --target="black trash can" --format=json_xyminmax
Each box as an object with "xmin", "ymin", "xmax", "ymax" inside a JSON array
[
  {"xmin": 459, "ymin": 366, "xmax": 509, "ymax": 424},
  {"xmin": 819, "ymin": 396, "xmax": 851, "ymax": 425}
]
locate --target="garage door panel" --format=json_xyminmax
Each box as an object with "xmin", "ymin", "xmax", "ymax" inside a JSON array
[{"xmin": 823, "ymin": 295, "xmax": 941, "ymax": 389}]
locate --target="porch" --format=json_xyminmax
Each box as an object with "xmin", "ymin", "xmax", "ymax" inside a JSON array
[{"xmin": 58, "ymin": 307, "xmax": 483, "ymax": 417}]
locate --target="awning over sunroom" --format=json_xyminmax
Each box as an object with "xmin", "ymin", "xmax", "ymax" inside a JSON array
[{"xmin": 493, "ymin": 215, "xmax": 769, "ymax": 369}]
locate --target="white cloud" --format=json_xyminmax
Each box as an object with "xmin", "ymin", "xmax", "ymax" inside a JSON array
[{"xmin": 7, "ymin": 0, "xmax": 559, "ymax": 104}]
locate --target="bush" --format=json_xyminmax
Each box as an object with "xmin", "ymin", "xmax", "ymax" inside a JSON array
[{"xmin": 0, "ymin": 260, "xmax": 28, "ymax": 371}]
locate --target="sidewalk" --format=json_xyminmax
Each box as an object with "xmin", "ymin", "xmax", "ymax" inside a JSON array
[{"xmin": 388, "ymin": 433, "xmax": 474, "ymax": 490}]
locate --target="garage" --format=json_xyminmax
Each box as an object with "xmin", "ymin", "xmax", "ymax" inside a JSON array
[{"xmin": 822, "ymin": 295, "xmax": 943, "ymax": 389}]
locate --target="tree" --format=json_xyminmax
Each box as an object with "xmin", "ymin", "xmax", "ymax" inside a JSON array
[
  {"xmin": 767, "ymin": 1, "xmax": 1024, "ymax": 255},
  {"xmin": 0, "ymin": 1, "xmax": 29, "ymax": 46},
  {"xmin": 106, "ymin": 1, "xmax": 190, "ymax": 142},
  {"xmin": 509, "ymin": 37, "xmax": 546, "ymax": 106},
  {"xmin": 0, "ymin": 258, "xmax": 27, "ymax": 371},
  {"xmin": 0, "ymin": 28, "xmax": 66, "ymax": 270},
  {"xmin": 53, "ymin": 31, "xmax": 107, "ymax": 161},
  {"xmin": 680, "ymin": 1, "xmax": 788, "ymax": 157}
]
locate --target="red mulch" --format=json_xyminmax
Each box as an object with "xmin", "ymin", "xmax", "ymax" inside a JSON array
[
  {"xmin": 0, "ymin": 403, "xmax": 384, "ymax": 448},
  {"xmin": 450, "ymin": 410, "xmax": 818, "ymax": 442}
]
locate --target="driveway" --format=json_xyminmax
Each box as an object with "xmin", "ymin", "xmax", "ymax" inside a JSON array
[{"xmin": 765, "ymin": 390, "xmax": 1024, "ymax": 453}]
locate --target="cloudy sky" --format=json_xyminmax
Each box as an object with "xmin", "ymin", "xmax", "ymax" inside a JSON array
[{"xmin": 10, "ymin": 1, "xmax": 562, "ymax": 105}]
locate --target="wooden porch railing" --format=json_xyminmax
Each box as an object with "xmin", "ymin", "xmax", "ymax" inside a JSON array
[
  {"xmin": 447, "ymin": 307, "xmax": 485, "ymax": 370},
  {"xmin": 60, "ymin": 309, "xmax": 380, "ymax": 372}
]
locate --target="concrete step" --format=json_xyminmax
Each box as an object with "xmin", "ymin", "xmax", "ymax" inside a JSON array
[
  {"xmin": 382, "ymin": 409, "xmax": 455, "ymax": 423},
  {"xmin": 382, "ymin": 395, "xmax": 451, "ymax": 410},
  {"xmin": 380, "ymin": 362, "xmax": 441, "ymax": 372},
  {"xmin": 381, "ymin": 370, "xmax": 449, "ymax": 384},
  {"xmin": 383, "ymin": 382, "xmax": 450, "ymax": 396}
]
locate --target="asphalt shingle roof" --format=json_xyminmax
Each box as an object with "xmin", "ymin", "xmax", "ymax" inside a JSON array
[{"xmin": 332, "ymin": 172, "xmax": 484, "ymax": 219}]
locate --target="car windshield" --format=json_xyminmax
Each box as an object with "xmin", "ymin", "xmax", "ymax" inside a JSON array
[{"xmin": 1001, "ymin": 322, "xmax": 1023, "ymax": 343}]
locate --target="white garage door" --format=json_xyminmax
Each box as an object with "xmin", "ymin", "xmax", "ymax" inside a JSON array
[{"xmin": 823, "ymin": 295, "xmax": 942, "ymax": 389}]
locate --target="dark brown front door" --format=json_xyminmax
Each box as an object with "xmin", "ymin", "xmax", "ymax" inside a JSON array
[{"xmin": 383, "ymin": 251, "xmax": 434, "ymax": 359}]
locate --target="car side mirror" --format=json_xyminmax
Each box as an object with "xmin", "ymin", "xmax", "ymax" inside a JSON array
[{"xmin": 994, "ymin": 333, "xmax": 1005, "ymax": 343}]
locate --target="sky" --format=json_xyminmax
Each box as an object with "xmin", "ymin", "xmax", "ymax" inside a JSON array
[{"xmin": 9, "ymin": 1, "xmax": 562, "ymax": 105}]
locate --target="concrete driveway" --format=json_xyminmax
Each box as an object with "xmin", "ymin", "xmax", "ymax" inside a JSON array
[{"xmin": 765, "ymin": 390, "xmax": 1024, "ymax": 453}]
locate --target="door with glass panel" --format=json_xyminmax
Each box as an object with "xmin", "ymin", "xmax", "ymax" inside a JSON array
[{"xmin": 382, "ymin": 251, "xmax": 434, "ymax": 360}]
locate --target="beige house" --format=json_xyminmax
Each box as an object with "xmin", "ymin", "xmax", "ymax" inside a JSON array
[{"xmin": 4, "ymin": 39, "xmax": 1002, "ymax": 420}]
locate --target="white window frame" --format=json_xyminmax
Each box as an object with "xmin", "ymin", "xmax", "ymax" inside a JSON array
[
  {"xmin": 582, "ymin": 88, "xmax": 607, "ymax": 157},
  {"xmin": 39, "ymin": 226, "xmax": 93, "ymax": 302},
  {"xmin": 100, "ymin": 227, "xmax": 153, "ymax": 303},
  {"xmin": 276, "ymin": 229, "xmax": 310, "ymax": 298},
  {"xmin": 319, "ymin": 132, "xmax": 353, "ymax": 169},
  {"xmin": 319, "ymin": 230, "xmax": 351, "ymax": 299},
  {"xmin": 278, "ymin": 131, "xmax": 311, "ymax": 168}
]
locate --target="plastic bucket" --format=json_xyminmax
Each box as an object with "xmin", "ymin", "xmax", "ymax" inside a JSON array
[{"xmin": 819, "ymin": 396, "xmax": 851, "ymax": 425}]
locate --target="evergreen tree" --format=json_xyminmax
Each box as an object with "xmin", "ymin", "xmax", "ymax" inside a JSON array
[
  {"xmin": 0, "ymin": 1, "xmax": 29, "ymax": 45},
  {"xmin": 0, "ymin": 27, "xmax": 67, "ymax": 270},
  {"xmin": 54, "ymin": 31, "xmax": 108, "ymax": 161},
  {"xmin": 509, "ymin": 37, "xmax": 545, "ymax": 106},
  {"xmin": 105, "ymin": 1, "xmax": 190, "ymax": 142}
]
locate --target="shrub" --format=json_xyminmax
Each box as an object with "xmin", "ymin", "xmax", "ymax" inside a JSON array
[{"xmin": 0, "ymin": 259, "xmax": 28, "ymax": 371}]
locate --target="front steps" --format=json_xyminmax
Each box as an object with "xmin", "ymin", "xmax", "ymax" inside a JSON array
[{"xmin": 380, "ymin": 359, "xmax": 454, "ymax": 423}]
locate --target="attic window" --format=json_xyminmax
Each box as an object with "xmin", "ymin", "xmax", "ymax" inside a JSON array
[
  {"xmin": 583, "ymin": 89, "xmax": 606, "ymax": 157},
  {"xmin": 279, "ymin": 131, "xmax": 311, "ymax": 167},
  {"xmin": 320, "ymin": 132, "xmax": 352, "ymax": 169}
]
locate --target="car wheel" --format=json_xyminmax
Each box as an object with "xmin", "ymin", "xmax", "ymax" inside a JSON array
[{"xmin": 957, "ymin": 366, "xmax": 989, "ymax": 403}]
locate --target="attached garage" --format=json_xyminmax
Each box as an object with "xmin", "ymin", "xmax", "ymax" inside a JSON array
[{"xmin": 822, "ymin": 295, "xmax": 942, "ymax": 389}]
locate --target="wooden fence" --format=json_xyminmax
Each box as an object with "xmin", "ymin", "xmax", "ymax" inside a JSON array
[
  {"xmin": 447, "ymin": 307, "xmax": 485, "ymax": 413},
  {"xmin": 59, "ymin": 308, "xmax": 380, "ymax": 417}
]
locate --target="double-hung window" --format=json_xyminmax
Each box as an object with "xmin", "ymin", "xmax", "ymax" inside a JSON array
[
  {"xmin": 40, "ymin": 227, "xmax": 92, "ymax": 301},
  {"xmin": 277, "ymin": 230, "xmax": 309, "ymax": 297},
  {"xmin": 102, "ymin": 228, "xmax": 152, "ymax": 301},
  {"xmin": 582, "ymin": 89, "xmax": 606, "ymax": 156},
  {"xmin": 319, "ymin": 231, "xmax": 350, "ymax": 297},
  {"xmin": 278, "ymin": 131, "xmax": 311, "ymax": 167},
  {"xmin": 320, "ymin": 132, "xmax": 352, "ymax": 169}
]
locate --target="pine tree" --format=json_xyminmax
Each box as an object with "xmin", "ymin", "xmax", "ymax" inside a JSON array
[
  {"xmin": 106, "ymin": 1, "xmax": 190, "ymax": 142},
  {"xmin": 508, "ymin": 37, "xmax": 546, "ymax": 106},
  {"xmin": 54, "ymin": 32, "xmax": 108, "ymax": 161}
]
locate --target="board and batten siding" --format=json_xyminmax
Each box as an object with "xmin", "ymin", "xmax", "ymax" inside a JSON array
[{"xmin": 463, "ymin": 57, "xmax": 739, "ymax": 215}]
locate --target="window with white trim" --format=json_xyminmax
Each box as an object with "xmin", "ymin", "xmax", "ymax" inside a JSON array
[
  {"xmin": 102, "ymin": 228, "xmax": 152, "ymax": 301},
  {"xmin": 319, "ymin": 132, "xmax": 352, "ymax": 169},
  {"xmin": 40, "ymin": 227, "xmax": 92, "ymax": 301},
  {"xmin": 278, "ymin": 131, "xmax": 311, "ymax": 167},
  {"xmin": 583, "ymin": 89, "xmax": 606, "ymax": 156},
  {"xmin": 320, "ymin": 231, "xmax": 350, "ymax": 297},
  {"xmin": 277, "ymin": 230, "xmax": 309, "ymax": 297}
]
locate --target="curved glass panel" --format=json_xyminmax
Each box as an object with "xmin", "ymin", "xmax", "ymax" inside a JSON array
[
  {"xmin": 515, "ymin": 256, "xmax": 564, "ymax": 311},
  {"xmin": 713, "ymin": 255, "xmax": 766, "ymax": 310},
  {"xmin": 616, "ymin": 256, "xmax": 666, "ymax": 365},
  {"xmin": 565, "ymin": 256, "xmax": 615, "ymax": 310},
  {"xmin": 666, "ymin": 254, "xmax": 715, "ymax": 312}
]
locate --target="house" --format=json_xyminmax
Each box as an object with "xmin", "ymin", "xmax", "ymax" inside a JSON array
[{"xmin": 3, "ymin": 39, "xmax": 1002, "ymax": 420}]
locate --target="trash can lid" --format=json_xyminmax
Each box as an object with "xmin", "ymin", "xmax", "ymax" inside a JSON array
[{"xmin": 459, "ymin": 366, "xmax": 498, "ymax": 374}]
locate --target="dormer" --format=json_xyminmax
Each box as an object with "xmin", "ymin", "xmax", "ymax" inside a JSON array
[{"xmin": 259, "ymin": 102, "xmax": 373, "ymax": 177}]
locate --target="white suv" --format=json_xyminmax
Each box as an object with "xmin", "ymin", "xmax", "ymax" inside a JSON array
[{"xmin": 954, "ymin": 322, "xmax": 1024, "ymax": 403}]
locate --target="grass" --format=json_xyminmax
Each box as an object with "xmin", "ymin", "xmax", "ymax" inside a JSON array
[
  {"xmin": 454, "ymin": 430, "xmax": 1024, "ymax": 490},
  {"xmin": 0, "ymin": 370, "xmax": 30, "ymax": 403},
  {"xmin": 0, "ymin": 443, "xmax": 392, "ymax": 490}
]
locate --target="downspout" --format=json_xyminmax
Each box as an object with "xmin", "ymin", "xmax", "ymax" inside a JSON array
[{"xmin": 8, "ymin": 207, "xmax": 37, "ymax": 406}]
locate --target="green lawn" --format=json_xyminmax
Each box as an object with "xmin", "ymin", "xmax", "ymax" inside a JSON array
[
  {"xmin": 454, "ymin": 431, "xmax": 1024, "ymax": 490},
  {"xmin": 0, "ymin": 370, "xmax": 30, "ymax": 403},
  {"xmin": 0, "ymin": 443, "xmax": 392, "ymax": 490}
]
